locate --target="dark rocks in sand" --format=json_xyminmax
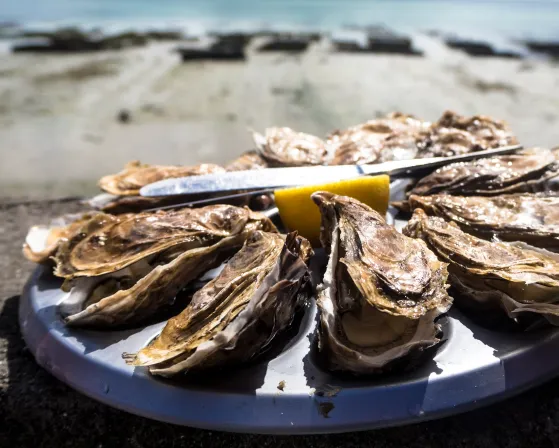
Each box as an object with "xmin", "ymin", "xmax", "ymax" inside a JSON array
[
  {"xmin": 524, "ymin": 41, "xmax": 559, "ymax": 57},
  {"xmin": 257, "ymin": 34, "xmax": 315, "ymax": 53},
  {"xmin": 207, "ymin": 32, "xmax": 253, "ymax": 49},
  {"xmin": 177, "ymin": 34, "xmax": 247, "ymax": 62},
  {"xmin": 332, "ymin": 26, "xmax": 422, "ymax": 55},
  {"xmin": 445, "ymin": 38, "xmax": 522, "ymax": 59},
  {"xmin": 11, "ymin": 27, "xmax": 181, "ymax": 53}
]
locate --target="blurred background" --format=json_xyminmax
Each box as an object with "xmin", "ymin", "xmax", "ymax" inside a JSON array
[{"xmin": 0, "ymin": 0, "xmax": 558, "ymax": 199}]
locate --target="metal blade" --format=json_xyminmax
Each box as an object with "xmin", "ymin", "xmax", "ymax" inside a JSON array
[
  {"xmin": 140, "ymin": 164, "xmax": 364, "ymax": 197},
  {"xmin": 140, "ymin": 144, "xmax": 523, "ymax": 197}
]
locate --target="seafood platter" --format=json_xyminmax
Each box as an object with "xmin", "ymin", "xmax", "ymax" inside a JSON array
[{"xmin": 20, "ymin": 111, "xmax": 559, "ymax": 433}]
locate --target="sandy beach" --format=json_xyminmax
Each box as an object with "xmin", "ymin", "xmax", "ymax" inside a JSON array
[{"xmin": 1, "ymin": 34, "xmax": 558, "ymax": 199}]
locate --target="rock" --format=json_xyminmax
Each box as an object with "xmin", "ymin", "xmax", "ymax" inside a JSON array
[
  {"xmin": 524, "ymin": 41, "xmax": 559, "ymax": 57},
  {"xmin": 445, "ymin": 38, "xmax": 522, "ymax": 59},
  {"xmin": 117, "ymin": 109, "xmax": 131, "ymax": 124},
  {"xmin": 257, "ymin": 34, "xmax": 313, "ymax": 52},
  {"xmin": 176, "ymin": 34, "xmax": 247, "ymax": 61}
]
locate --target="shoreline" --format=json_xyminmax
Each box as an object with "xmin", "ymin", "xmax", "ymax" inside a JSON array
[{"xmin": 0, "ymin": 33, "xmax": 558, "ymax": 201}]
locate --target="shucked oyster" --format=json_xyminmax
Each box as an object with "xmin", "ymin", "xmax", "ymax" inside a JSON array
[
  {"xmin": 125, "ymin": 231, "xmax": 312, "ymax": 376},
  {"xmin": 253, "ymin": 127, "xmax": 328, "ymax": 166},
  {"xmin": 312, "ymin": 192, "xmax": 452, "ymax": 374},
  {"xmin": 328, "ymin": 112, "xmax": 427, "ymax": 165},
  {"xmin": 56, "ymin": 205, "xmax": 277, "ymax": 327},
  {"xmin": 408, "ymin": 194, "xmax": 559, "ymax": 251},
  {"xmin": 407, "ymin": 148, "xmax": 559, "ymax": 197},
  {"xmin": 404, "ymin": 209, "xmax": 559, "ymax": 326},
  {"xmin": 99, "ymin": 161, "xmax": 225, "ymax": 196},
  {"xmin": 23, "ymin": 212, "xmax": 98, "ymax": 264}
]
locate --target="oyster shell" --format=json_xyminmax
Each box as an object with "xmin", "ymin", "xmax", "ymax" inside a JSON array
[
  {"xmin": 125, "ymin": 231, "xmax": 313, "ymax": 376},
  {"xmin": 422, "ymin": 110, "xmax": 518, "ymax": 158},
  {"xmin": 55, "ymin": 205, "xmax": 275, "ymax": 278},
  {"xmin": 404, "ymin": 209, "xmax": 559, "ymax": 326},
  {"xmin": 56, "ymin": 205, "xmax": 277, "ymax": 327},
  {"xmin": 225, "ymin": 150, "xmax": 269, "ymax": 171},
  {"xmin": 328, "ymin": 113, "xmax": 426, "ymax": 165},
  {"xmin": 85, "ymin": 193, "xmax": 195, "ymax": 214},
  {"xmin": 88, "ymin": 161, "xmax": 226, "ymax": 214},
  {"xmin": 99, "ymin": 161, "xmax": 225, "ymax": 196},
  {"xmin": 407, "ymin": 148, "xmax": 559, "ymax": 197},
  {"xmin": 23, "ymin": 212, "xmax": 99, "ymax": 263},
  {"xmin": 253, "ymin": 127, "xmax": 328, "ymax": 166},
  {"xmin": 328, "ymin": 110, "xmax": 518, "ymax": 165},
  {"xmin": 312, "ymin": 192, "xmax": 452, "ymax": 374},
  {"xmin": 408, "ymin": 194, "xmax": 559, "ymax": 251}
]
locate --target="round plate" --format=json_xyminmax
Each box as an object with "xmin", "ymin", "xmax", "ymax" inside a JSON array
[
  {"xmin": 19, "ymin": 267, "xmax": 559, "ymax": 433},
  {"xmin": 18, "ymin": 181, "xmax": 559, "ymax": 434}
]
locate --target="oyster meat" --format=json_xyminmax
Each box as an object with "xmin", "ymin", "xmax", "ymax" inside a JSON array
[
  {"xmin": 125, "ymin": 231, "xmax": 313, "ymax": 376},
  {"xmin": 312, "ymin": 192, "xmax": 452, "ymax": 374},
  {"xmin": 225, "ymin": 150, "xmax": 269, "ymax": 171},
  {"xmin": 328, "ymin": 112, "xmax": 427, "ymax": 165},
  {"xmin": 404, "ymin": 209, "xmax": 559, "ymax": 326},
  {"xmin": 23, "ymin": 212, "xmax": 99, "ymax": 264},
  {"xmin": 408, "ymin": 194, "xmax": 559, "ymax": 251},
  {"xmin": 407, "ymin": 148, "xmax": 559, "ymax": 197},
  {"xmin": 56, "ymin": 205, "xmax": 277, "ymax": 327},
  {"xmin": 253, "ymin": 127, "xmax": 328, "ymax": 166}
]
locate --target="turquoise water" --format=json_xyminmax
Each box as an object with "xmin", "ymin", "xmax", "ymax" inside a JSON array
[{"xmin": 1, "ymin": 0, "xmax": 559, "ymax": 39}]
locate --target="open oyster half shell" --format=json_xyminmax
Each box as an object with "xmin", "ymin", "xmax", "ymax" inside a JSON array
[
  {"xmin": 408, "ymin": 194, "xmax": 559, "ymax": 252},
  {"xmin": 407, "ymin": 148, "xmax": 559, "ymax": 198},
  {"xmin": 23, "ymin": 212, "xmax": 99, "ymax": 264},
  {"xmin": 312, "ymin": 192, "xmax": 452, "ymax": 375},
  {"xmin": 56, "ymin": 205, "xmax": 277, "ymax": 328},
  {"xmin": 125, "ymin": 231, "xmax": 313, "ymax": 376},
  {"xmin": 403, "ymin": 209, "xmax": 559, "ymax": 326},
  {"xmin": 252, "ymin": 127, "xmax": 328, "ymax": 167}
]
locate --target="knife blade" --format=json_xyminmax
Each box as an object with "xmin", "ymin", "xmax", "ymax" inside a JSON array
[{"xmin": 140, "ymin": 144, "xmax": 522, "ymax": 197}]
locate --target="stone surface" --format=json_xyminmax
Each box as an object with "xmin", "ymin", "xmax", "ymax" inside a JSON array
[{"xmin": 2, "ymin": 198, "xmax": 559, "ymax": 447}]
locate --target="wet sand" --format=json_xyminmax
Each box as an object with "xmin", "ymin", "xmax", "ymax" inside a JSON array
[{"xmin": 0, "ymin": 35, "xmax": 558, "ymax": 199}]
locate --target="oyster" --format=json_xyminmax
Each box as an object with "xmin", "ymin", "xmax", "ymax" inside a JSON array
[
  {"xmin": 253, "ymin": 127, "xmax": 328, "ymax": 166},
  {"xmin": 407, "ymin": 148, "xmax": 559, "ymax": 197},
  {"xmin": 404, "ymin": 209, "xmax": 559, "ymax": 326},
  {"xmin": 226, "ymin": 150, "xmax": 269, "ymax": 171},
  {"xmin": 88, "ymin": 161, "xmax": 226, "ymax": 214},
  {"xmin": 125, "ymin": 231, "xmax": 313, "ymax": 376},
  {"xmin": 408, "ymin": 194, "xmax": 559, "ymax": 251},
  {"xmin": 99, "ymin": 161, "xmax": 225, "ymax": 196},
  {"xmin": 328, "ymin": 110, "xmax": 518, "ymax": 165},
  {"xmin": 23, "ymin": 212, "xmax": 99, "ymax": 263},
  {"xmin": 312, "ymin": 192, "xmax": 452, "ymax": 374},
  {"xmin": 421, "ymin": 110, "xmax": 518, "ymax": 158},
  {"xmin": 328, "ymin": 112, "xmax": 427, "ymax": 165},
  {"xmin": 85, "ymin": 193, "xmax": 194, "ymax": 215},
  {"xmin": 56, "ymin": 205, "xmax": 277, "ymax": 327}
]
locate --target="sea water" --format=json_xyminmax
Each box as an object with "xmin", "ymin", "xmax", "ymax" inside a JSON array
[{"xmin": 1, "ymin": 0, "xmax": 559, "ymax": 40}]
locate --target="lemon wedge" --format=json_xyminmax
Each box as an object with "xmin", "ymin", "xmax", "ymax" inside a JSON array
[{"xmin": 274, "ymin": 174, "xmax": 390, "ymax": 246}]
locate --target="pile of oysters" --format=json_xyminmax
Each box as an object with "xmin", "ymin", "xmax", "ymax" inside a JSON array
[{"xmin": 23, "ymin": 110, "xmax": 559, "ymax": 377}]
